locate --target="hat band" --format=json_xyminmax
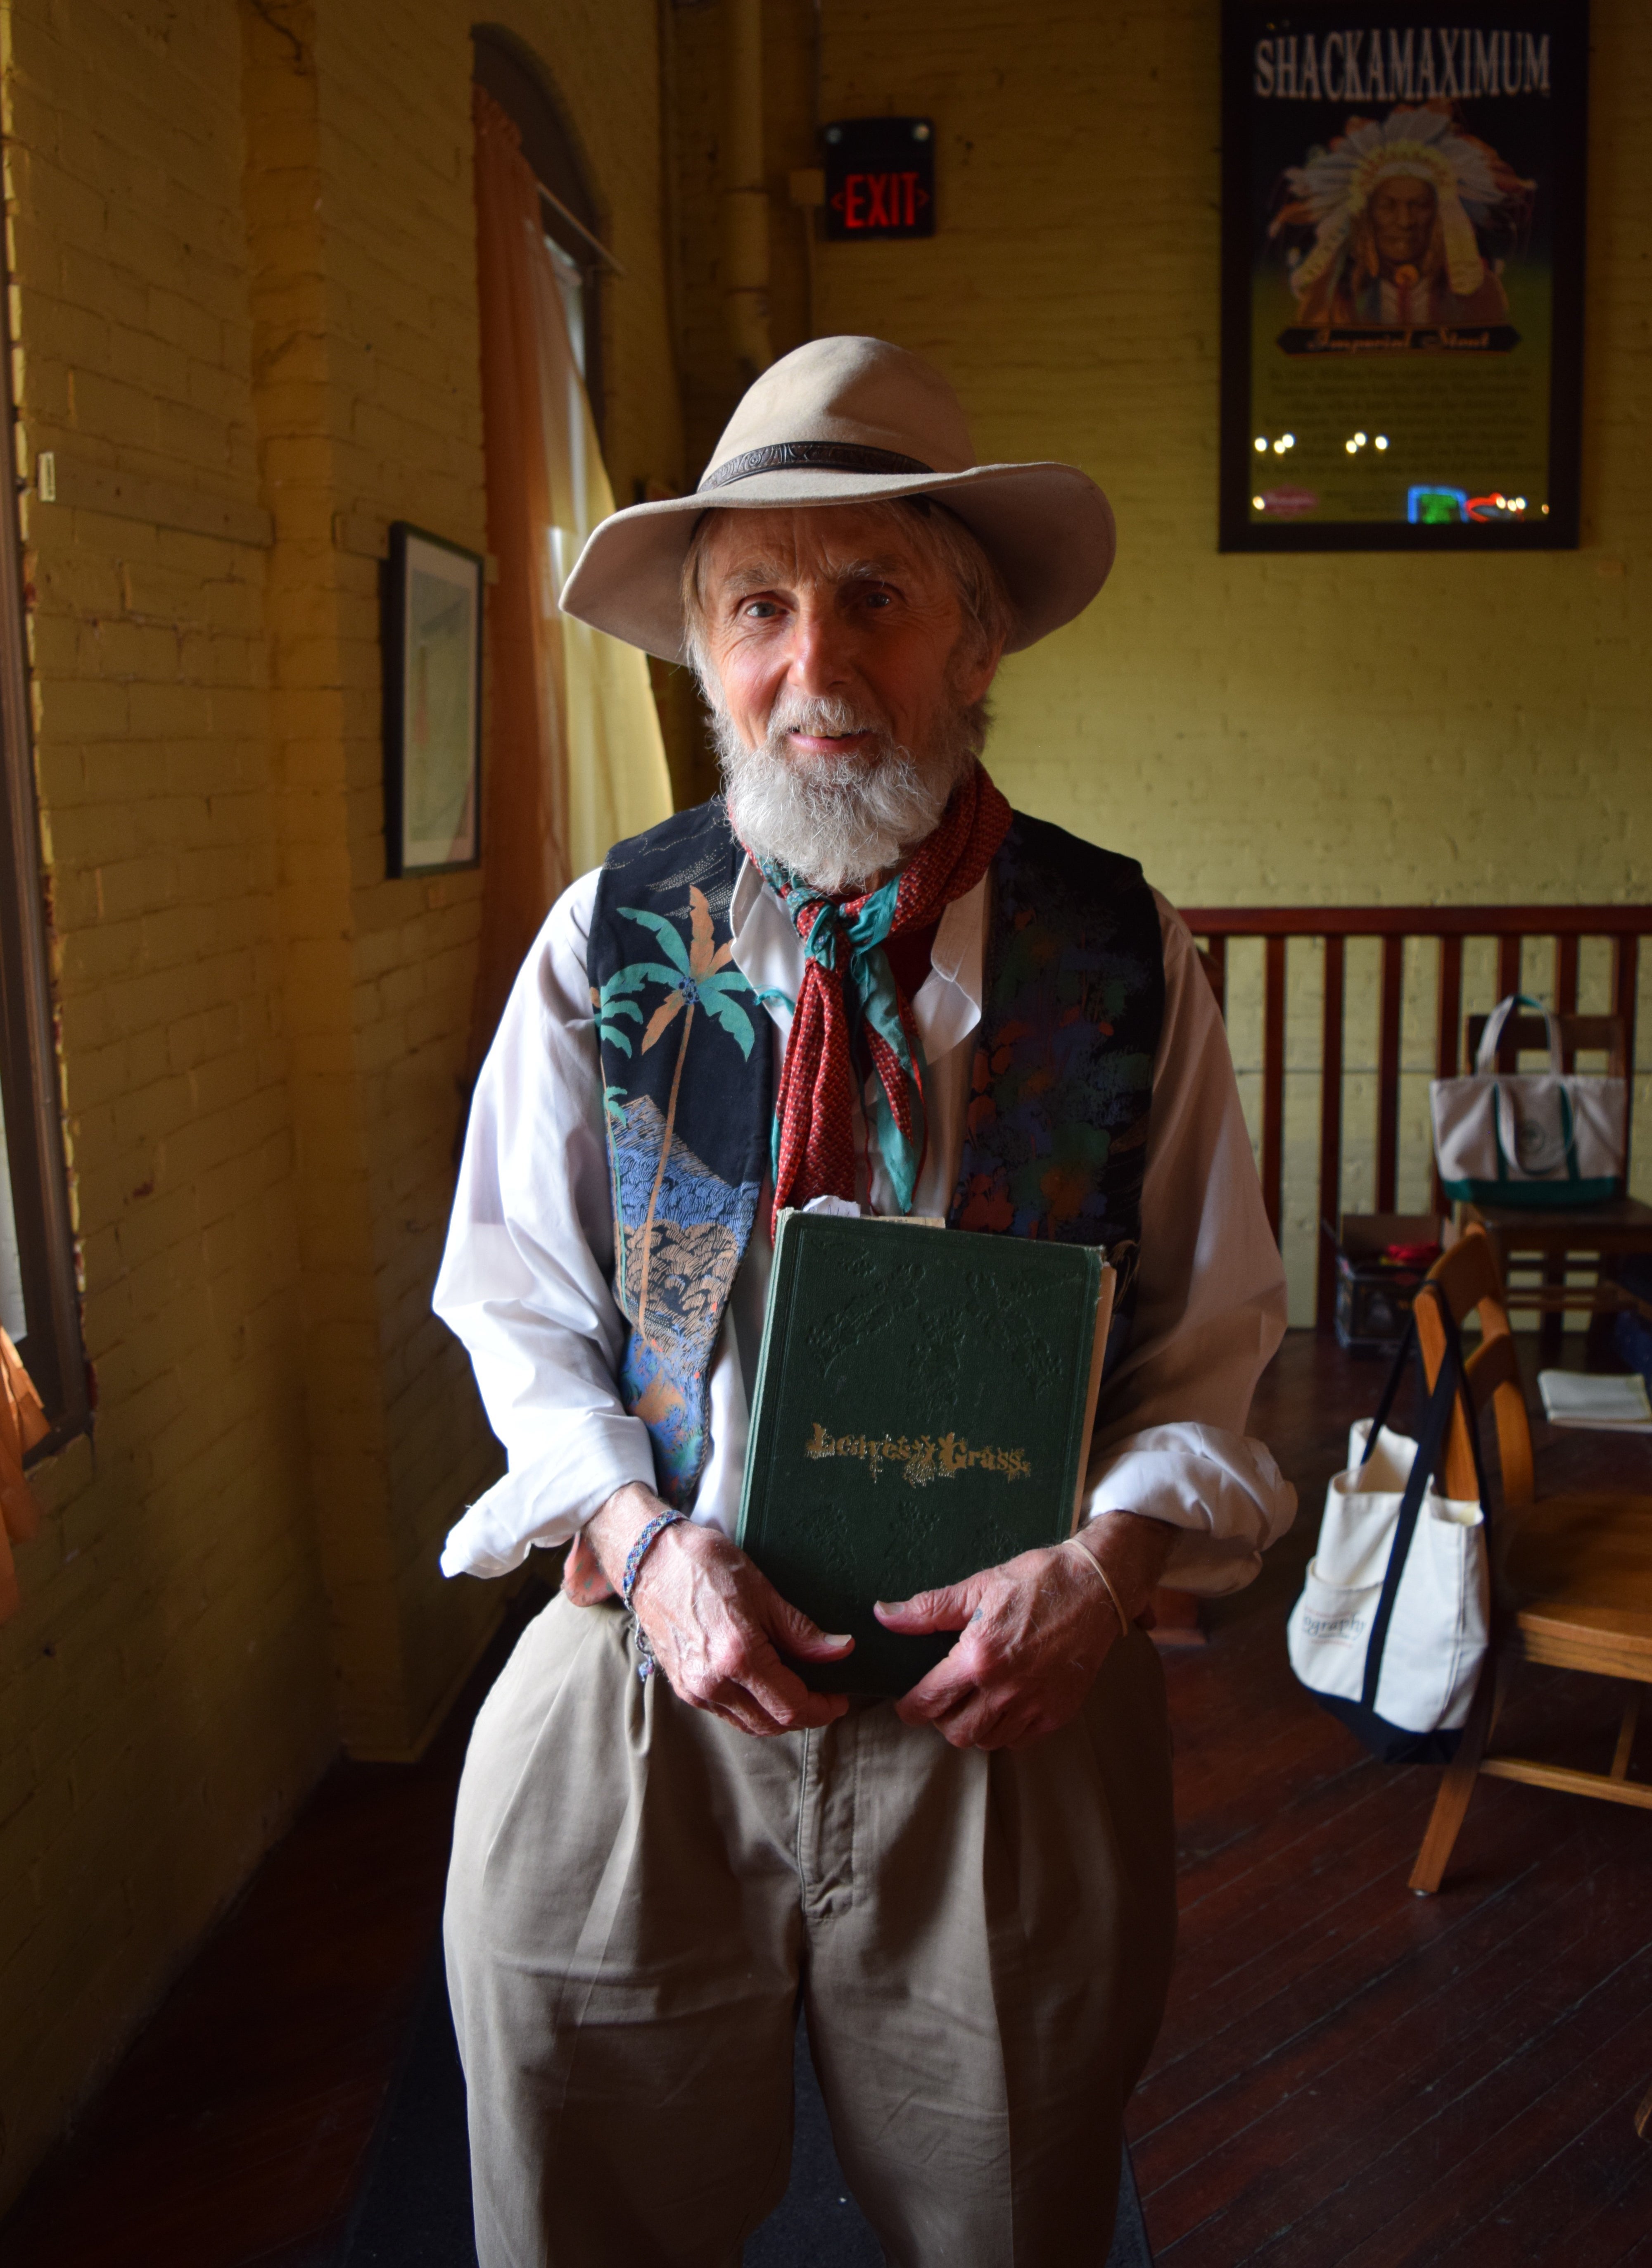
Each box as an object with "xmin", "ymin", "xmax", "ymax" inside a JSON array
[{"xmin": 698, "ymin": 440, "xmax": 935, "ymax": 491}]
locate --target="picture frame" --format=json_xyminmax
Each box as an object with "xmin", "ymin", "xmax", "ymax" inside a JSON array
[
  {"xmin": 1219, "ymin": 3, "xmax": 1588, "ymax": 552},
  {"xmin": 383, "ymin": 522, "xmax": 484, "ymax": 876}
]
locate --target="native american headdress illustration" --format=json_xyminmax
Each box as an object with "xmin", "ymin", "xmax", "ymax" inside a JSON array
[{"xmin": 1270, "ymin": 103, "xmax": 1533, "ymax": 304}]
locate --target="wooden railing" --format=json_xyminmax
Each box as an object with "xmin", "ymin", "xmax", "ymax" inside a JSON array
[{"xmin": 1181, "ymin": 907, "xmax": 1652, "ymax": 1329}]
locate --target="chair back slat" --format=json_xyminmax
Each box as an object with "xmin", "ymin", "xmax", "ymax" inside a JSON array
[
  {"xmin": 1464, "ymin": 1328, "xmax": 1536, "ymax": 1510},
  {"xmin": 1464, "ymin": 1012, "xmax": 1627, "ymax": 1078},
  {"xmin": 1420, "ymin": 1228, "xmax": 1537, "ymax": 1512}
]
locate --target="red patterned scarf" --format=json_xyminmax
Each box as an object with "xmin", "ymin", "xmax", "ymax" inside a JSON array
[{"xmin": 751, "ymin": 761, "xmax": 1012, "ymax": 1231}]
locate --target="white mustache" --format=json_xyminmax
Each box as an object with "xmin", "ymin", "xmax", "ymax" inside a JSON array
[{"xmin": 763, "ymin": 694, "xmax": 892, "ymax": 744}]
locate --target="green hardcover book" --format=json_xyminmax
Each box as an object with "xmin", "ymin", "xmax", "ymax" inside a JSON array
[{"xmin": 735, "ymin": 1211, "xmax": 1115, "ymax": 1697}]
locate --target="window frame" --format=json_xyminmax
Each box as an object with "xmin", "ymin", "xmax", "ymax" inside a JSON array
[
  {"xmin": 0, "ymin": 285, "xmax": 89, "ymax": 1451},
  {"xmin": 472, "ymin": 25, "xmax": 608, "ymax": 442}
]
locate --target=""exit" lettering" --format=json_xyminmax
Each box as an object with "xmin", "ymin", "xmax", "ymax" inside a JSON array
[{"xmin": 832, "ymin": 170, "xmax": 930, "ymax": 229}]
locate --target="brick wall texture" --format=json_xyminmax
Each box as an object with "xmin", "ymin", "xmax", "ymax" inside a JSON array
[
  {"xmin": 674, "ymin": 0, "xmax": 1648, "ymax": 912},
  {"xmin": 0, "ymin": 0, "xmax": 683, "ymax": 2213},
  {"xmin": 0, "ymin": 0, "xmax": 1647, "ymax": 2219},
  {"xmin": 672, "ymin": 0, "xmax": 1651, "ymax": 1319}
]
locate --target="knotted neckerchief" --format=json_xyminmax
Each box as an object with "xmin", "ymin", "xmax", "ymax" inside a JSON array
[{"xmin": 751, "ymin": 762, "xmax": 1013, "ymax": 1231}]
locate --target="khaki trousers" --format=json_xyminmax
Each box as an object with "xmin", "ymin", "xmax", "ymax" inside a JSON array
[{"xmin": 444, "ymin": 1594, "xmax": 1175, "ymax": 2268}]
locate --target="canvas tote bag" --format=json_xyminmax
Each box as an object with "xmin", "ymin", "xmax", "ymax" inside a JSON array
[
  {"xmin": 1287, "ymin": 1291, "xmax": 1490, "ymax": 1763},
  {"xmin": 1430, "ymin": 993, "xmax": 1626, "ymax": 1208}
]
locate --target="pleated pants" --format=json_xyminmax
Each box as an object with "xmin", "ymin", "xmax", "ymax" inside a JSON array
[{"xmin": 444, "ymin": 1593, "xmax": 1176, "ymax": 2268}]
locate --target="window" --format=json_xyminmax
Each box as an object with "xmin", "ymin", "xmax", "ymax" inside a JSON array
[
  {"xmin": 0, "ymin": 295, "xmax": 88, "ymax": 1446},
  {"xmin": 472, "ymin": 26, "xmax": 607, "ymax": 439}
]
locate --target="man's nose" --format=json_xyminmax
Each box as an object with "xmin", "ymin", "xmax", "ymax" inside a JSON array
[{"xmin": 785, "ymin": 597, "xmax": 852, "ymax": 697}]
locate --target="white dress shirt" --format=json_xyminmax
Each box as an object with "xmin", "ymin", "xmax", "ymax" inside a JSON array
[{"xmin": 434, "ymin": 858, "xmax": 1296, "ymax": 1595}]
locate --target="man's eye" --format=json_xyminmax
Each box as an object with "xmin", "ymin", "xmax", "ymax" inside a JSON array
[
  {"xmin": 741, "ymin": 600, "xmax": 781, "ymax": 620},
  {"xmin": 862, "ymin": 590, "xmax": 893, "ymax": 609}
]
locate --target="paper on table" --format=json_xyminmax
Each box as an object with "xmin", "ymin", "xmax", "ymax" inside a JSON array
[{"xmin": 1537, "ymin": 1369, "xmax": 1652, "ymax": 1431}]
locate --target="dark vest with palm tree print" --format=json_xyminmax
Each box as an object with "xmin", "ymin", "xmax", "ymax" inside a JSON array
[{"xmin": 588, "ymin": 798, "xmax": 1165, "ymax": 1507}]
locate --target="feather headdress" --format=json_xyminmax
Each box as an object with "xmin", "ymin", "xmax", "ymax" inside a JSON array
[{"xmin": 1271, "ymin": 103, "xmax": 1532, "ymax": 304}]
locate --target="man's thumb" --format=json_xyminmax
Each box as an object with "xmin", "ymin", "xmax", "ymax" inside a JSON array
[
  {"xmin": 774, "ymin": 1598, "xmax": 854, "ymax": 1657},
  {"xmin": 874, "ymin": 1583, "xmax": 973, "ymax": 1633}
]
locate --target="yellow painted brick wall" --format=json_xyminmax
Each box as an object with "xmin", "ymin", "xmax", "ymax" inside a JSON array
[
  {"xmin": 674, "ymin": 0, "xmax": 1652, "ymax": 1314},
  {"xmin": 678, "ymin": 0, "xmax": 1649, "ymax": 905},
  {"xmin": 0, "ymin": 0, "xmax": 684, "ymax": 2213},
  {"xmin": 808, "ymin": 0, "xmax": 1649, "ymax": 910},
  {"xmin": 295, "ymin": 0, "xmax": 688, "ymax": 1750},
  {"xmin": 243, "ymin": 0, "xmax": 685, "ymax": 1752},
  {"xmin": 0, "ymin": 0, "xmax": 335, "ymax": 2213}
]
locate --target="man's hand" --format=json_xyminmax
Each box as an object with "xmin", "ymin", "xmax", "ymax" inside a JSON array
[
  {"xmin": 873, "ymin": 1511, "xmax": 1175, "ymax": 1751},
  {"xmin": 583, "ymin": 1483, "xmax": 853, "ymax": 1736}
]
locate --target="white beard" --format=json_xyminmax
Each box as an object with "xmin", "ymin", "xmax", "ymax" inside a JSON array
[{"xmin": 714, "ymin": 693, "xmax": 984, "ymax": 894}]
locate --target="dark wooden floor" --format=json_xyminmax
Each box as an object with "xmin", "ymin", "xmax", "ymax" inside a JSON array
[
  {"xmin": 0, "ymin": 1580, "xmax": 547, "ymax": 2268},
  {"xmin": 5, "ymin": 1334, "xmax": 1650, "ymax": 2266},
  {"xmin": 1134, "ymin": 1334, "xmax": 1652, "ymax": 2266}
]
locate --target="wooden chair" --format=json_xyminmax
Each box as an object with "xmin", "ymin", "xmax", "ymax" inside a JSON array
[
  {"xmin": 1457, "ymin": 1010, "xmax": 1652, "ymax": 1365},
  {"xmin": 1408, "ymin": 1225, "xmax": 1652, "ymax": 1895}
]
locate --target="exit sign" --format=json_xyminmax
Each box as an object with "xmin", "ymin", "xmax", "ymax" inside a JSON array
[{"xmin": 821, "ymin": 117, "xmax": 935, "ymax": 241}]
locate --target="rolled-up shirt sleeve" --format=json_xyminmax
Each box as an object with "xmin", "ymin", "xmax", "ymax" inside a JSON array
[
  {"xmin": 1081, "ymin": 895, "xmax": 1297, "ymax": 1593},
  {"xmin": 434, "ymin": 872, "xmax": 655, "ymax": 1579}
]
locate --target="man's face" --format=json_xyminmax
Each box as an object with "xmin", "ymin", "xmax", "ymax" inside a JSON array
[
  {"xmin": 1368, "ymin": 175, "xmax": 1437, "ymax": 270},
  {"xmin": 694, "ymin": 504, "xmax": 1000, "ymax": 771}
]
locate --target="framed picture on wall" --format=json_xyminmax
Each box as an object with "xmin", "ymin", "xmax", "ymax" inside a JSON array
[
  {"xmin": 1219, "ymin": 3, "xmax": 1588, "ymax": 551},
  {"xmin": 383, "ymin": 523, "xmax": 484, "ymax": 876}
]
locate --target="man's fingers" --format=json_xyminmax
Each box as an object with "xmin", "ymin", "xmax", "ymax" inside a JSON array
[
  {"xmin": 703, "ymin": 1694, "xmax": 779, "ymax": 1736},
  {"xmin": 929, "ymin": 1690, "xmax": 1006, "ymax": 1750},
  {"xmin": 893, "ymin": 1645, "xmax": 984, "ymax": 1725},
  {"xmin": 738, "ymin": 1644, "xmax": 850, "ymax": 1729},
  {"xmin": 767, "ymin": 1590, "xmax": 855, "ymax": 1661},
  {"xmin": 683, "ymin": 1621, "xmax": 850, "ymax": 1733},
  {"xmin": 679, "ymin": 1663, "xmax": 794, "ymax": 1737},
  {"xmin": 873, "ymin": 1581, "xmax": 977, "ymax": 1633}
]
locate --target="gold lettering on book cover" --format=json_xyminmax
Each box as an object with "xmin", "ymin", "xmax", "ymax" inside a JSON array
[{"xmin": 804, "ymin": 1423, "xmax": 1032, "ymax": 1487}]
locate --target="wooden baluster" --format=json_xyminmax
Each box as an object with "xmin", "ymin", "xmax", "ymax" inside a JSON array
[
  {"xmin": 1168, "ymin": 906, "xmax": 1652, "ymax": 1279},
  {"xmin": 1203, "ymin": 932, "xmax": 1227, "ymax": 1019},
  {"xmin": 1614, "ymin": 933, "xmax": 1640, "ymax": 1182},
  {"xmin": 1316, "ymin": 935, "xmax": 1345, "ymax": 1331},
  {"xmin": 1555, "ymin": 934, "xmax": 1580, "ymax": 1071},
  {"xmin": 1555, "ymin": 934, "xmax": 1580, "ymax": 1015},
  {"xmin": 1377, "ymin": 933, "xmax": 1403, "ymax": 1212},
  {"xmin": 1263, "ymin": 936, "xmax": 1286, "ymax": 1244},
  {"xmin": 1496, "ymin": 933, "xmax": 1523, "ymax": 1066},
  {"xmin": 1433, "ymin": 935, "xmax": 1462, "ymax": 1219}
]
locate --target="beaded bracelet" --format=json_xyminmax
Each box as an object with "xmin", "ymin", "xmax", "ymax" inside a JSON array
[{"xmin": 621, "ymin": 1508, "xmax": 686, "ymax": 1681}]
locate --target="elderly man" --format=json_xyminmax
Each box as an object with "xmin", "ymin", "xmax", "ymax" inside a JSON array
[{"xmin": 436, "ymin": 336, "xmax": 1294, "ymax": 2268}]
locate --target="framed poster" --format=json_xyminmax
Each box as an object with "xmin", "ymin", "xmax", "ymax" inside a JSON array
[
  {"xmin": 1219, "ymin": 5, "xmax": 1587, "ymax": 551},
  {"xmin": 383, "ymin": 523, "xmax": 483, "ymax": 876}
]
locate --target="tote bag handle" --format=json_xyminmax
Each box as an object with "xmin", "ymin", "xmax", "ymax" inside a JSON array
[
  {"xmin": 1475, "ymin": 991, "xmax": 1565, "ymax": 1075},
  {"xmin": 1356, "ymin": 1283, "xmax": 1486, "ymax": 1717}
]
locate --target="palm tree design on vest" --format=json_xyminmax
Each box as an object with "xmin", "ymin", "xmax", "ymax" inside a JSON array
[{"xmin": 599, "ymin": 886, "xmax": 756, "ymax": 1341}]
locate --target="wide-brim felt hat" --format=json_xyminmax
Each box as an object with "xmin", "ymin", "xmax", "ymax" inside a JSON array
[{"xmin": 558, "ymin": 335, "xmax": 1116, "ymax": 663}]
